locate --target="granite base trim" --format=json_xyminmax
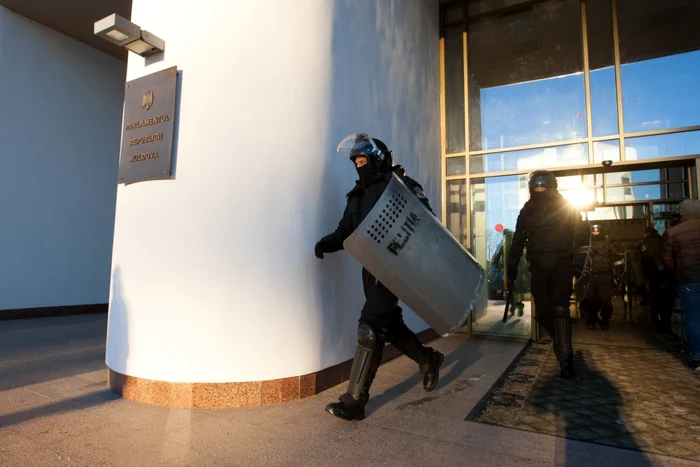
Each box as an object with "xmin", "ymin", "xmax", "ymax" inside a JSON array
[
  {"xmin": 0, "ymin": 304, "xmax": 107, "ymax": 321},
  {"xmin": 109, "ymin": 327, "xmax": 440, "ymax": 408}
]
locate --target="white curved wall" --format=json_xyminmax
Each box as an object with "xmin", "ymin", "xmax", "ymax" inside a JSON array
[{"xmin": 106, "ymin": 0, "xmax": 440, "ymax": 383}]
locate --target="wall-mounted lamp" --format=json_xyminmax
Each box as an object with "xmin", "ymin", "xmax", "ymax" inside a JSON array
[{"xmin": 94, "ymin": 14, "xmax": 165, "ymax": 57}]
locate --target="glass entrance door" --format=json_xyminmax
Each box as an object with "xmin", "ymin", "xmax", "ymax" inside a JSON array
[{"xmin": 470, "ymin": 175, "xmax": 533, "ymax": 338}]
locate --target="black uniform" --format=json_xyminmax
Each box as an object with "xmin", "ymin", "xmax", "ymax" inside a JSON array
[
  {"xmin": 640, "ymin": 228, "xmax": 674, "ymax": 333},
  {"xmin": 507, "ymin": 171, "xmax": 586, "ymax": 378},
  {"xmin": 317, "ymin": 165, "xmax": 435, "ymax": 332},
  {"xmin": 581, "ymin": 235, "xmax": 616, "ymax": 330},
  {"xmin": 316, "ymin": 134, "xmax": 443, "ymax": 421}
]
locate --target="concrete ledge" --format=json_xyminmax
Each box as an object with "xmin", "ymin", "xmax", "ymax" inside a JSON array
[
  {"xmin": 0, "ymin": 304, "xmax": 107, "ymax": 321},
  {"xmin": 109, "ymin": 327, "xmax": 440, "ymax": 408}
]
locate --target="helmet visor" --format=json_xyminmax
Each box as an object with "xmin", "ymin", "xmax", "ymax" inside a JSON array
[{"xmin": 336, "ymin": 133, "xmax": 383, "ymax": 161}]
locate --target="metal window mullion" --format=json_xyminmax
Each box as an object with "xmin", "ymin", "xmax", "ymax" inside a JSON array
[
  {"xmin": 625, "ymin": 125, "xmax": 700, "ymax": 139},
  {"xmin": 581, "ymin": 0, "xmax": 594, "ymax": 164},
  {"xmin": 462, "ymin": 17, "xmax": 475, "ymax": 337},
  {"xmin": 606, "ymin": 180, "xmax": 686, "ymax": 189},
  {"xmin": 592, "ymin": 134, "xmax": 620, "ymax": 142},
  {"xmin": 468, "ymin": 137, "xmax": 589, "ymax": 156},
  {"xmin": 439, "ymin": 36, "xmax": 448, "ymax": 226},
  {"xmin": 611, "ymin": 0, "xmax": 626, "ymax": 161},
  {"xmin": 463, "ymin": 27, "xmax": 471, "ymax": 252}
]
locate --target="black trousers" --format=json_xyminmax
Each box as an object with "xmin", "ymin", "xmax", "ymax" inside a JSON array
[
  {"xmin": 581, "ymin": 272, "xmax": 614, "ymax": 325},
  {"xmin": 530, "ymin": 258, "xmax": 574, "ymax": 339},
  {"xmin": 649, "ymin": 279, "xmax": 675, "ymax": 331},
  {"xmin": 360, "ymin": 268, "xmax": 430, "ymax": 366}
]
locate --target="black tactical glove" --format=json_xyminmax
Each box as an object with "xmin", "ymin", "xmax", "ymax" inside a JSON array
[{"xmin": 314, "ymin": 241, "xmax": 325, "ymax": 259}]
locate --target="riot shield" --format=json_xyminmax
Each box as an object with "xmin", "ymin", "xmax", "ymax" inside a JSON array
[
  {"xmin": 343, "ymin": 173, "xmax": 485, "ymax": 336},
  {"xmin": 574, "ymin": 270, "xmax": 591, "ymax": 303},
  {"xmin": 572, "ymin": 245, "xmax": 589, "ymax": 281}
]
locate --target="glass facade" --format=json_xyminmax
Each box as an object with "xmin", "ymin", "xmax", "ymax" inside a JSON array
[{"xmin": 440, "ymin": 0, "xmax": 700, "ymax": 338}]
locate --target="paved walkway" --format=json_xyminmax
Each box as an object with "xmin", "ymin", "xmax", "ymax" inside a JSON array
[
  {"xmin": 470, "ymin": 320, "xmax": 700, "ymax": 463},
  {"xmin": 1, "ymin": 315, "xmax": 697, "ymax": 466}
]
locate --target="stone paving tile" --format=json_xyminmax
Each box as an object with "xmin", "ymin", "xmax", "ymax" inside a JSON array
[
  {"xmin": 0, "ymin": 430, "xmax": 110, "ymax": 467},
  {"xmin": 470, "ymin": 323, "xmax": 700, "ymax": 462}
]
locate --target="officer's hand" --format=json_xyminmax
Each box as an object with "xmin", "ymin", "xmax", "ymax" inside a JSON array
[
  {"xmin": 314, "ymin": 241, "xmax": 325, "ymax": 259},
  {"xmin": 505, "ymin": 279, "xmax": 515, "ymax": 292}
]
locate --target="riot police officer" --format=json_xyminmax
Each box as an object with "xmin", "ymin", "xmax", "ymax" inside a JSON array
[
  {"xmin": 580, "ymin": 224, "xmax": 616, "ymax": 331},
  {"xmin": 508, "ymin": 170, "xmax": 586, "ymax": 378},
  {"xmin": 640, "ymin": 227, "xmax": 674, "ymax": 334},
  {"xmin": 314, "ymin": 133, "xmax": 444, "ymax": 421}
]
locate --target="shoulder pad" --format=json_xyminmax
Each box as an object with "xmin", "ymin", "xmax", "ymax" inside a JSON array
[
  {"xmin": 390, "ymin": 164, "xmax": 406, "ymax": 176},
  {"xmin": 399, "ymin": 174, "xmax": 427, "ymax": 198},
  {"xmin": 411, "ymin": 184, "xmax": 428, "ymax": 200}
]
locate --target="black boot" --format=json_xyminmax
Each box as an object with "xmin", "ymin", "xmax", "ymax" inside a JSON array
[
  {"xmin": 560, "ymin": 355, "xmax": 576, "ymax": 379},
  {"xmin": 600, "ymin": 319, "xmax": 610, "ymax": 331},
  {"xmin": 552, "ymin": 306, "xmax": 575, "ymax": 379},
  {"xmin": 326, "ymin": 322, "xmax": 381, "ymax": 421},
  {"xmin": 420, "ymin": 348, "xmax": 444, "ymax": 392},
  {"xmin": 384, "ymin": 313, "xmax": 443, "ymax": 392},
  {"xmin": 325, "ymin": 394, "xmax": 366, "ymax": 421}
]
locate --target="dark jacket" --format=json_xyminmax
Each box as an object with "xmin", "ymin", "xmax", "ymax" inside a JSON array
[
  {"xmin": 508, "ymin": 191, "xmax": 588, "ymax": 273},
  {"xmin": 662, "ymin": 200, "xmax": 700, "ymax": 284},
  {"xmin": 640, "ymin": 230, "xmax": 665, "ymax": 281},
  {"xmin": 318, "ymin": 166, "xmax": 433, "ymax": 253},
  {"xmin": 588, "ymin": 236, "xmax": 615, "ymax": 275}
]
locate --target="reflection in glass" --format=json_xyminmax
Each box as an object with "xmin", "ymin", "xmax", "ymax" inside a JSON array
[
  {"xmin": 586, "ymin": 204, "xmax": 647, "ymax": 221},
  {"xmin": 594, "ymin": 140, "xmax": 620, "ymax": 164},
  {"xmin": 604, "ymin": 168, "xmax": 687, "ymax": 185},
  {"xmin": 470, "ymin": 144, "xmax": 588, "ymax": 174},
  {"xmin": 446, "ymin": 156, "xmax": 466, "ymax": 176},
  {"xmin": 587, "ymin": 0, "xmax": 618, "ymax": 136},
  {"xmin": 653, "ymin": 203, "xmax": 681, "ymax": 235},
  {"xmin": 560, "ymin": 187, "xmax": 599, "ymax": 207},
  {"xmin": 590, "ymin": 68, "xmax": 618, "ymax": 136},
  {"xmin": 470, "ymin": 175, "xmax": 531, "ymax": 338},
  {"xmin": 445, "ymin": 26, "xmax": 465, "ymax": 153},
  {"xmin": 606, "ymin": 183, "xmax": 685, "ymax": 203},
  {"xmin": 446, "ymin": 180, "xmax": 467, "ymax": 247},
  {"xmin": 467, "ymin": 0, "xmax": 585, "ymax": 151},
  {"xmin": 624, "ymin": 131, "xmax": 700, "ymax": 161},
  {"xmin": 469, "ymin": 155, "xmax": 484, "ymax": 174},
  {"xmin": 617, "ymin": 0, "xmax": 700, "ymax": 133},
  {"xmin": 617, "ymin": 0, "xmax": 700, "ymax": 64},
  {"xmin": 621, "ymin": 51, "xmax": 700, "ymax": 133},
  {"xmin": 558, "ymin": 173, "xmax": 602, "ymax": 207}
]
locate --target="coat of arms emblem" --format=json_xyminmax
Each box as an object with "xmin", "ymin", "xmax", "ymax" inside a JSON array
[{"xmin": 142, "ymin": 90, "xmax": 154, "ymax": 110}]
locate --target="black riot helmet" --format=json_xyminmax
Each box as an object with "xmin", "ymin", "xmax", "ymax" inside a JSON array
[
  {"xmin": 528, "ymin": 170, "xmax": 558, "ymax": 194},
  {"xmin": 337, "ymin": 133, "xmax": 392, "ymax": 173},
  {"xmin": 591, "ymin": 224, "xmax": 604, "ymax": 236}
]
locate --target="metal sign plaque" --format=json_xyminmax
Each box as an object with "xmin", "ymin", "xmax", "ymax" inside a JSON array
[
  {"xmin": 118, "ymin": 66, "xmax": 178, "ymax": 185},
  {"xmin": 343, "ymin": 174, "xmax": 485, "ymax": 336}
]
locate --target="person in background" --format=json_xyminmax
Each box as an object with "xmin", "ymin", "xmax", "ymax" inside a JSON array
[
  {"xmin": 640, "ymin": 227, "xmax": 674, "ymax": 334},
  {"xmin": 662, "ymin": 198, "xmax": 700, "ymax": 370}
]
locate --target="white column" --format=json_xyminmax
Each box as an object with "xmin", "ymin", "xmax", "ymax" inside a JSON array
[{"xmin": 106, "ymin": 0, "xmax": 441, "ymax": 384}]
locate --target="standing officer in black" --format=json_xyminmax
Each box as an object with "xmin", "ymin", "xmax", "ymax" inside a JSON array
[
  {"xmin": 314, "ymin": 133, "xmax": 444, "ymax": 421},
  {"xmin": 580, "ymin": 224, "xmax": 617, "ymax": 331},
  {"xmin": 640, "ymin": 227, "xmax": 674, "ymax": 334},
  {"xmin": 507, "ymin": 170, "xmax": 586, "ymax": 378}
]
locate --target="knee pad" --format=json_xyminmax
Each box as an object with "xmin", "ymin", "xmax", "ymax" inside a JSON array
[
  {"xmin": 551, "ymin": 306, "xmax": 569, "ymax": 319},
  {"xmin": 347, "ymin": 322, "xmax": 382, "ymax": 403},
  {"xmin": 357, "ymin": 322, "xmax": 380, "ymax": 350}
]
